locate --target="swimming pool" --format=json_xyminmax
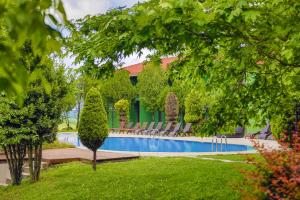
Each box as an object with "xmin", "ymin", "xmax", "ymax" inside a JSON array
[{"xmin": 58, "ymin": 133, "xmax": 253, "ymax": 153}]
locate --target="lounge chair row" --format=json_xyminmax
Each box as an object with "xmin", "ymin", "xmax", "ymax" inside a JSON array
[{"xmin": 110, "ymin": 122, "xmax": 192, "ymax": 137}]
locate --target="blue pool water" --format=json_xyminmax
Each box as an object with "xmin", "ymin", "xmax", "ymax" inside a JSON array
[{"xmin": 58, "ymin": 134, "xmax": 253, "ymax": 153}]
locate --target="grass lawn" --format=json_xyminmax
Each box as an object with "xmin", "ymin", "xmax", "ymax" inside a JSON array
[
  {"xmin": 58, "ymin": 118, "xmax": 77, "ymax": 132},
  {"xmin": 43, "ymin": 141, "xmax": 75, "ymax": 150},
  {"xmin": 0, "ymin": 155, "xmax": 255, "ymax": 200}
]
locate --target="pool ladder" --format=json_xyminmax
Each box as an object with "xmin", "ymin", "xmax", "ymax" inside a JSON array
[{"xmin": 211, "ymin": 135, "xmax": 227, "ymax": 152}]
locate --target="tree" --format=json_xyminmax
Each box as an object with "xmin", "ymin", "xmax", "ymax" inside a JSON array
[
  {"xmin": 0, "ymin": 0, "xmax": 67, "ymax": 95},
  {"xmin": 78, "ymin": 87, "xmax": 108, "ymax": 171},
  {"xmin": 58, "ymin": 68, "xmax": 77, "ymax": 130},
  {"xmin": 73, "ymin": 74, "xmax": 104, "ymax": 128},
  {"xmin": 70, "ymin": 0, "xmax": 299, "ymax": 134},
  {"xmin": 21, "ymin": 42, "xmax": 69, "ymax": 182},
  {"xmin": 184, "ymin": 80, "xmax": 220, "ymax": 135},
  {"xmin": 0, "ymin": 95, "xmax": 30, "ymax": 185},
  {"xmin": 137, "ymin": 61, "xmax": 167, "ymax": 120},
  {"xmin": 62, "ymin": 92, "xmax": 76, "ymax": 130},
  {"xmin": 101, "ymin": 70, "xmax": 136, "ymax": 105},
  {"xmin": 165, "ymin": 92, "xmax": 179, "ymax": 127},
  {"xmin": 114, "ymin": 99, "xmax": 130, "ymax": 125}
]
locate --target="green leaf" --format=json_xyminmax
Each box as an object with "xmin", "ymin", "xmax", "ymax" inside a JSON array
[{"xmin": 243, "ymin": 10, "xmax": 260, "ymax": 22}]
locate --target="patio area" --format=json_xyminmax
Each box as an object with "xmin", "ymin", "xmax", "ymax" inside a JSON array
[{"xmin": 0, "ymin": 148, "xmax": 139, "ymax": 185}]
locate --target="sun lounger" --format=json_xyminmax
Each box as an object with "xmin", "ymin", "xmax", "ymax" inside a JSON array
[
  {"xmin": 168, "ymin": 123, "xmax": 181, "ymax": 137},
  {"xmin": 159, "ymin": 122, "xmax": 173, "ymax": 136},
  {"xmin": 127, "ymin": 122, "xmax": 140, "ymax": 134},
  {"xmin": 150, "ymin": 122, "xmax": 163, "ymax": 135},
  {"xmin": 120, "ymin": 122, "xmax": 133, "ymax": 134},
  {"xmin": 250, "ymin": 123, "xmax": 273, "ymax": 139},
  {"xmin": 142, "ymin": 122, "xmax": 155, "ymax": 135},
  {"xmin": 110, "ymin": 121, "xmax": 126, "ymax": 133},
  {"xmin": 135, "ymin": 122, "xmax": 148, "ymax": 135},
  {"xmin": 180, "ymin": 123, "xmax": 192, "ymax": 136}
]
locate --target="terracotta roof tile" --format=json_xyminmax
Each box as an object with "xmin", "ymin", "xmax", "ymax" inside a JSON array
[{"xmin": 122, "ymin": 57, "xmax": 177, "ymax": 76}]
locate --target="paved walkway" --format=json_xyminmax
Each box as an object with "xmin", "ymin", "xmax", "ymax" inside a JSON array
[{"xmin": 188, "ymin": 156, "xmax": 247, "ymax": 163}]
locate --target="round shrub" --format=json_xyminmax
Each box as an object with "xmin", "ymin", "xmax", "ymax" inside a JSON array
[
  {"xmin": 184, "ymin": 90, "xmax": 203, "ymax": 123},
  {"xmin": 78, "ymin": 87, "xmax": 108, "ymax": 170}
]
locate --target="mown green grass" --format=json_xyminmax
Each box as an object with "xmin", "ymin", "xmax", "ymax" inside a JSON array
[
  {"xmin": 58, "ymin": 118, "xmax": 77, "ymax": 132},
  {"xmin": 0, "ymin": 156, "xmax": 254, "ymax": 200},
  {"xmin": 43, "ymin": 141, "xmax": 75, "ymax": 150}
]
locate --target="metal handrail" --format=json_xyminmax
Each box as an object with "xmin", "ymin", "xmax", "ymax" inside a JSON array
[
  {"xmin": 211, "ymin": 135, "xmax": 228, "ymax": 152},
  {"xmin": 220, "ymin": 135, "xmax": 227, "ymax": 152},
  {"xmin": 212, "ymin": 136, "xmax": 218, "ymax": 152}
]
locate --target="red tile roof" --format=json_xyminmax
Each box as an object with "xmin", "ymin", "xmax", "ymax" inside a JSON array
[{"xmin": 122, "ymin": 57, "xmax": 177, "ymax": 76}]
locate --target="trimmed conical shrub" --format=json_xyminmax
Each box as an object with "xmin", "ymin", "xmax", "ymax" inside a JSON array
[
  {"xmin": 78, "ymin": 87, "xmax": 108, "ymax": 170},
  {"xmin": 165, "ymin": 92, "xmax": 179, "ymax": 127}
]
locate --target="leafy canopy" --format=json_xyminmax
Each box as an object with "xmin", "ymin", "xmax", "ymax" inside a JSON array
[
  {"xmin": 101, "ymin": 70, "xmax": 136, "ymax": 104},
  {"xmin": 71, "ymin": 0, "xmax": 300, "ymax": 133},
  {"xmin": 0, "ymin": 96, "xmax": 31, "ymax": 146},
  {"xmin": 21, "ymin": 42, "xmax": 69, "ymax": 142},
  {"xmin": 0, "ymin": 0, "xmax": 67, "ymax": 95},
  {"xmin": 137, "ymin": 61, "xmax": 167, "ymax": 114}
]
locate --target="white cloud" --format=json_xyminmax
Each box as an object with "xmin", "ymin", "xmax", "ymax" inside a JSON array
[
  {"xmin": 62, "ymin": 0, "xmax": 145, "ymax": 20},
  {"xmin": 62, "ymin": 0, "xmax": 111, "ymax": 20},
  {"xmin": 121, "ymin": 49, "xmax": 153, "ymax": 67}
]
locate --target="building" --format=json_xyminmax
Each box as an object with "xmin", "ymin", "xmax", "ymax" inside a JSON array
[{"xmin": 108, "ymin": 57, "xmax": 178, "ymax": 128}]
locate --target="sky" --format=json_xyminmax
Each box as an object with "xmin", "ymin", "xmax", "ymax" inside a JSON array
[{"xmin": 62, "ymin": 0, "xmax": 149, "ymax": 68}]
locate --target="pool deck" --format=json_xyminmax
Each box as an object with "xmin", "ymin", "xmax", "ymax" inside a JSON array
[
  {"xmin": 59, "ymin": 132, "xmax": 280, "ymax": 157},
  {"xmin": 42, "ymin": 148, "xmax": 139, "ymax": 164},
  {"xmin": 0, "ymin": 148, "xmax": 139, "ymax": 164}
]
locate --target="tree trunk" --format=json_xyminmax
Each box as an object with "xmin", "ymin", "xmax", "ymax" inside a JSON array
[
  {"xmin": 27, "ymin": 143, "xmax": 34, "ymax": 182},
  {"xmin": 4, "ymin": 143, "xmax": 26, "ymax": 185},
  {"xmin": 65, "ymin": 111, "xmax": 70, "ymax": 129},
  {"xmin": 76, "ymin": 101, "xmax": 81, "ymax": 129},
  {"xmin": 93, "ymin": 150, "xmax": 97, "ymax": 171},
  {"xmin": 28, "ymin": 139, "xmax": 43, "ymax": 182},
  {"xmin": 151, "ymin": 112, "xmax": 155, "ymax": 121}
]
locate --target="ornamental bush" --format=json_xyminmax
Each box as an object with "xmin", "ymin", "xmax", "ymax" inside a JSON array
[
  {"xmin": 184, "ymin": 90, "xmax": 204, "ymax": 123},
  {"xmin": 244, "ymin": 129, "xmax": 300, "ymax": 199},
  {"xmin": 0, "ymin": 95, "xmax": 30, "ymax": 185},
  {"xmin": 114, "ymin": 99, "xmax": 130, "ymax": 125},
  {"xmin": 78, "ymin": 87, "xmax": 108, "ymax": 171},
  {"xmin": 165, "ymin": 92, "xmax": 179, "ymax": 126}
]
